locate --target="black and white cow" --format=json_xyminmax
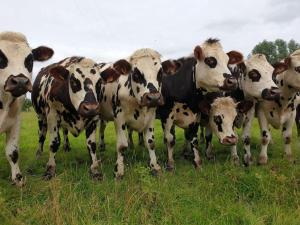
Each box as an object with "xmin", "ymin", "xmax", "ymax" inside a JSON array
[
  {"xmin": 251, "ymin": 50, "xmax": 300, "ymax": 164},
  {"xmin": 157, "ymin": 39, "xmax": 244, "ymax": 170},
  {"xmin": 31, "ymin": 57, "xmax": 122, "ymax": 180},
  {"xmin": 203, "ymin": 54, "xmax": 281, "ymax": 165},
  {"xmin": 96, "ymin": 48, "xmax": 164, "ymax": 179},
  {"xmin": 0, "ymin": 31, "xmax": 53, "ymax": 186}
]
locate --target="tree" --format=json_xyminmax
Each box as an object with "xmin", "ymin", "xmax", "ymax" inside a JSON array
[{"xmin": 252, "ymin": 39, "xmax": 300, "ymax": 64}]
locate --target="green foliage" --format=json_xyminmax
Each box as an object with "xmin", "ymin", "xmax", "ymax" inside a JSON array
[
  {"xmin": 252, "ymin": 39, "xmax": 300, "ymax": 64},
  {"xmin": 0, "ymin": 112, "xmax": 300, "ymax": 224},
  {"xmin": 22, "ymin": 98, "xmax": 32, "ymax": 112}
]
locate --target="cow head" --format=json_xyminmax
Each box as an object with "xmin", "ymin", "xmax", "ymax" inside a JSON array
[
  {"xmin": 239, "ymin": 54, "xmax": 280, "ymax": 101},
  {"xmin": 0, "ymin": 32, "xmax": 53, "ymax": 97},
  {"xmin": 273, "ymin": 49, "xmax": 300, "ymax": 91},
  {"xmin": 194, "ymin": 38, "xmax": 243, "ymax": 92},
  {"xmin": 199, "ymin": 97, "xmax": 253, "ymax": 145},
  {"xmin": 128, "ymin": 48, "xmax": 164, "ymax": 107},
  {"xmin": 49, "ymin": 58, "xmax": 121, "ymax": 118}
]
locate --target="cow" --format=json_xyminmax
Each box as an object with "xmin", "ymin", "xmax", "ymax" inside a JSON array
[
  {"xmin": 250, "ymin": 50, "xmax": 300, "ymax": 164},
  {"xmin": 31, "ymin": 56, "xmax": 123, "ymax": 180},
  {"xmin": 157, "ymin": 38, "xmax": 244, "ymax": 170},
  {"xmin": 0, "ymin": 31, "xmax": 53, "ymax": 186},
  {"xmin": 95, "ymin": 48, "xmax": 164, "ymax": 179}
]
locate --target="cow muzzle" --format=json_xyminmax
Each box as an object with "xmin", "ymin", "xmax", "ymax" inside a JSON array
[
  {"xmin": 220, "ymin": 76, "xmax": 237, "ymax": 91},
  {"xmin": 78, "ymin": 102, "xmax": 100, "ymax": 118},
  {"xmin": 261, "ymin": 87, "xmax": 280, "ymax": 101},
  {"xmin": 4, "ymin": 74, "xmax": 32, "ymax": 97},
  {"xmin": 221, "ymin": 135, "xmax": 237, "ymax": 146},
  {"xmin": 141, "ymin": 92, "xmax": 164, "ymax": 107}
]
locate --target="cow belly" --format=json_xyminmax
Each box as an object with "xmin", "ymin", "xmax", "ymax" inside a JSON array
[
  {"xmin": 174, "ymin": 112, "xmax": 198, "ymax": 128},
  {"xmin": 126, "ymin": 114, "xmax": 154, "ymax": 132},
  {"xmin": 60, "ymin": 119, "xmax": 86, "ymax": 137}
]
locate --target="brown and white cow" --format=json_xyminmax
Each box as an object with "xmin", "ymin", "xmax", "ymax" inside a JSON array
[
  {"xmin": 0, "ymin": 31, "xmax": 53, "ymax": 186},
  {"xmin": 96, "ymin": 48, "xmax": 164, "ymax": 179},
  {"xmin": 31, "ymin": 57, "xmax": 122, "ymax": 180},
  {"xmin": 157, "ymin": 39, "xmax": 244, "ymax": 170},
  {"xmin": 252, "ymin": 50, "xmax": 300, "ymax": 164}
]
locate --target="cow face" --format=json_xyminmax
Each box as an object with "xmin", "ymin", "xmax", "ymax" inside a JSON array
[
  {"xmin": 194, "ymin": 39, "xmax": 243, "ymax": 92},
  {"xmin": 0, "ymin": 32, "xmax": 53, "ymax": 97},
  {"xmin": 273, "ymin": 49, "xmax": 300, "ymax": 90},
  {"xmin": 200, "ymin": 97, "xmax": 253, "ymax": 145},
  {"xmin": 50, "ymin": 58, "xmax": 121, "ymax": 118},
  {"xmin": 129, "ymin": 48, "xmax": 164, "ymax": 107},
  {"xmin": 241, "ymin": 54, "xmax": 279, "ymax": 100}
]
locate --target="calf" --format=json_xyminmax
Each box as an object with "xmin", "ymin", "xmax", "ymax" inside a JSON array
[
  {"xmin": 157, "ymin": 39, "xmax": 244, "ymax": 170},
  {"xmin": 252, "ymin": 50, "xmax": 300, "ymax": 164},
  {"xmin": 31, "ymin": 57, "xmax": 121, "ymax": 180},
  {"xmin": 0, "ymin": 31, "xmax": 53, "ymax": 186},
  {"xmin": 96, "ymin": 48, "xmax": 164, "ymax": 179}
]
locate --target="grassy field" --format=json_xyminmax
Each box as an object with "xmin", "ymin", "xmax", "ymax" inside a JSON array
[{"xmin": 0, "ymin": 111, "xmax": 300, "ymax": 225}]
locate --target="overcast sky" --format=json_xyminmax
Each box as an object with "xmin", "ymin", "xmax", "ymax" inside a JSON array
[{"xmin": 1, "ymin": 0, "xmax": 300, "ymax": 75}]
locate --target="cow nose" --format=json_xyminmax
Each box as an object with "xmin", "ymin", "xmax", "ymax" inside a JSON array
[
  {"xmin": 79, "ymin": 102, "xmax": 100, "ymax": 118},
  {"xmin": 221, "ymin": 135, "xmax": 237, "ymax": 145},
  {"xmin": 142, "ymin": 92, "xmax": 164, "ymax": 107},
  {"xmin": 4, "ymin": 74, "xmax": 32, "ymax": 97},
  {"xmin": 261, "ymin": 87, "xmax": 280, "ymax": 101},
  {"xmin": 221, "ymin": 77, "xmax": 237, "ymax": 91}
]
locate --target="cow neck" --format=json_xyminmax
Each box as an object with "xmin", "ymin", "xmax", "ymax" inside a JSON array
[{"xmin": 278, "ymin": 78, "xmax": 298, "ymax": 109}]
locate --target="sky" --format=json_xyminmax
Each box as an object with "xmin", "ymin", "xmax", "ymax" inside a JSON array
[{"xmin": 1, "ymin": 0, "xmax": 300, "ymax": 75}]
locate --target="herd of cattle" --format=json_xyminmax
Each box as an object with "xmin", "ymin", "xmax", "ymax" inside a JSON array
[{"xmin": 1, "ymin": 31, "xmax": 300, "ymax": 187}]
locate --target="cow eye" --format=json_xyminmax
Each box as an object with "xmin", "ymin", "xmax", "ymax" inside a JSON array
[
  {"xmin": 204, "ymin": 57, "xmax": 217, "ymax": 68},
  {"xmin": 295, "ymin": 66, "xmax": 300, "ymax": 73},
  {"xmin": 157, "ymin": 68, "xmax": 163, "ymax": 84},
  {"xmin": 24, "ymin": 54, "xmax": 33, "ymax": 72},
  {"xmin": 132, "ymin": 68, "xmax": 143, "ymax": 82},
  {"xmin": 248, "ymin": 69, "xmax": 261, "ymax": 81},
  {"xmin": 213, "ymin": 115, "xmax": 222, "ymax": 124},
  {"xmin": 0, "ymin": 50, "xmax": 8, "ymax": 69}
]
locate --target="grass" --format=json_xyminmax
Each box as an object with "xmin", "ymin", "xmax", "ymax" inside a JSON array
[{"xmin": 0, "ymin": 111, "xmax": 300, "ymax": 225}]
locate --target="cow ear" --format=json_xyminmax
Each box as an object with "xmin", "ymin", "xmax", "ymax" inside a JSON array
[
  {"xmin": 273, "ymin": 61, "xmax": 289, "ymax": 76},
  {"xmin": 162, "ymin": 60, "xmax": 175, "ymax": 75},
  {"xmin": 32, "ymin": 46, "xmax": 54, "ymax": 61},
  {"xmin": 113, "ymin": 59, "xmax": 131, "ymax": 75},
  {"xmin": 227, "ymin": 51, "xmax": 243, "ymax": 65},
  {"xmin": 198, "ymin": 100, "xmax": 211, "ymax": 115},
  {"xmin": 100, "ymin": 67, "xmax": 121, "ymax": 83},
  {"xmin": 49, "ymin": 66, "xmax": 69, "ymax": 81},
  {"xmin": 237, "ymin": 100, "xmax": 253, "ymax": 113},
  {"xmin": 194, "ymin": 45, "xmax": 204, "ymax": 61}
]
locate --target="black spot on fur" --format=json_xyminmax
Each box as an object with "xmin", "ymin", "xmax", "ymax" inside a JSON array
[
  {"xmin": 10, "ymin": 149, "xmax": 18, "ymax": 164},
  {"xmin": 214, "ymin": 115, "xmax": 223, "ymax": 132},
  {"xmin": 122, "ymin": 124, "xmax": 126, "ymax": 130},
  {"xmin": 90, "ymin": 69, "xmax": 96, "ymax": 74},
  {"xmin": 0, "ymin": 49, "xmax": 8, "ymax": 69},
  {"xmin": 262, "ymin": 130, "xmax": 268, "ymax": 137},
  {"xmin": 183, "ymin": 112, "xmax": 189, "ymax": 116},
  {"xmin": 24, "ymin": 54, "xmax": 33, "ymax": 72},
  {"xmin": 204, "ymin": 57, "xmax": 217, "ymax": 68},
  {"xmin": 270, "ymin": 111, "xmax": 274, "ymax": 117},
  {"xmin": 70, "ymin": 74, "xmax": 82, "ymax": 93},
  {"xmin": 244, "ymin": 136, "xmax": 250, "ymax": 145}
]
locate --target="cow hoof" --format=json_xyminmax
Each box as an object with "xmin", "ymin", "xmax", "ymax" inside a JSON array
[
  {"xmin": 193, "ymin": 159, "xmax": 202, "ymax": 169},
  {"xmin": 232, "ymin": 156, "xmax": 240, "ymax": 166},
  {"xmin": 43, "ymin": 165, "xmax": 56, "ymax": 180},
  {"xmin": 286, "ymin": 154, "xmax": 294, "ymax": 163},
  {"xmin": 150, "ymin": 168, "xmax": 161, "ymax": 177},
  {"xmin": 36, "ymin": 150, "xmax": 42, "ymax": 159},
  {"xmin": 90, "ymin": 171, "xmax": 103, "ymax": 181},
  {"xmin": 165, "ymin": 162, "xmax": 175, "ymax": 172},
  {"xmin": 114, "ymin": 173, "xmax": 124, "ymax": 181},
  {"xmin": 64, "ymin": 145, "xmax": 71, "ymax": 152},
  {"xmin": 243, "ymin": 155, "xmax": 253, "ymax": 167},
  {"xmin": 206, "ymin": 153, "xmax": 215, "ymax": 161},
  {"xmin": 258, "ymin": 155, "xmax": 268, "ymax": 165},
  {"xmin": 99, "ymin": 144, "xmax": 106, "ymax": 152},
  {"xmin": 12, "ymin": 173, "xmax": 25, "ymax": 187}
]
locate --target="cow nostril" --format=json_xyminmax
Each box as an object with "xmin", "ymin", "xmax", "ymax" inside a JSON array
[{"xmin": 11, "ymin": 78, "xmax": 18, "ymax": 85}]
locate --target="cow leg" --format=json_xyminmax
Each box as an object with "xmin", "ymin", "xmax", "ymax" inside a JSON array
[
  {"xmin": 282, "ymin": 117, "xmax": 294, "ymax": 162},
  {"xmin": 114, "ymin": 120, "xmax": 128, "ymax": 179},
  {"xmin": 138, "ymin": 132, "xmax": 144, "ymax": 147},
  {"xmin": 186, "ymin": 123, "xmax": 201, "ymax": 169},
  {"xmin": 257, "ymin": 107, "xmax": 271, "ymax": 165},
  {"xmin": 44, "ymin": 113, "xmax": 60, "ymax": 180},
  {"xmin": 163, "ymin": 118, "xmax": 176, "ymax": 171},
  {"xmin": 36, "ymin": 116, "xmax": 47, "ymax": 159},
  {"xmin": 182, "ymin": 129, "xmax": 193, "ymax": 160},
  {"xmin": 199, "ymin": 126, "xmax": 205, "ymax": 144},
  {"xmin": 127, "ymin": 127, "xmax": 134, "ymax": 149},
  {"xmin": 86, "ymin": 121, "xmax": 102, "ymax": 180},
  {"xmin": 144, "ymin": 122, "xmax": 161, "ymax": 175},
  {"xmin": 99, "ymin": 119, "xmax": 106, "ymax": 152},
  {"xmin": 205, "ymin": 127, "xmax": 214, "ymax": 160},
  {"xmin": 63, "ymin": 129, "xmax": 71, "ymax": 152},
  {"xmin": 242, "ymin": 105, "xmax": 255, "ymax": 166},
  {"xmin": 231, "ymin": 145, "xmax": 240, "ymax": 166},
  {"xmin": 5, "ymin": 117, "xmax": 24, "ymax": 187}
]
